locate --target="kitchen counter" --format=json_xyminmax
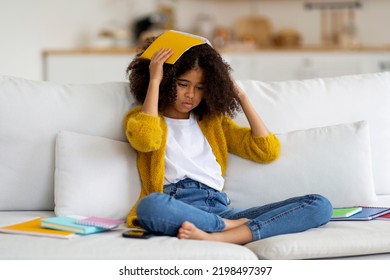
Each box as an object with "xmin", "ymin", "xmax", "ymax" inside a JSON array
[
  {"xmin": 42, "ymin": 45, "xmax": 390, "ymax": 56},
  {"xmin": 42, "ymin": 46, "xmax": 390, "ymax": 84}
]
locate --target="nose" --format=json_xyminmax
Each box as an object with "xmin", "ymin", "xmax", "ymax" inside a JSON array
[{"xmin": 185, "ymin": 87, "xmax": 195, "ymax": 99}]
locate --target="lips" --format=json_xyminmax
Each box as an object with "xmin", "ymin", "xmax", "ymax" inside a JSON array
[{"xmin": 182, "ymin": 102, "xmax": 193, "ymax": 109}]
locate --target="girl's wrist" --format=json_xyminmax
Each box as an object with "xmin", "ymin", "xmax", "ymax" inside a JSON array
[
  {"xmin": 149, "ymin": 79, "xmax": 161, "ymax": 86},
  {"xmin": 237, "ymin": 90, "xmax": 249, "ymax": 107}
]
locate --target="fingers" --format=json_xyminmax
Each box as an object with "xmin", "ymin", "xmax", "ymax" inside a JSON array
[
  {"xmin": 151, "ymin": 47, "xmax": 174, "ymax": 63},
  {"xmin": 148, "ymin": 48, "xmax": 173, "ymax": 81}
]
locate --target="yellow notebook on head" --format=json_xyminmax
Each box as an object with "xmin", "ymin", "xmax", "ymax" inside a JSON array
[
  {"xmin": 0, "ymin": 217, "xmax": 76, "ymax": 239},
  {"xmin": 140, "ymin": 30, "xmax": 211, "ymax": 64}
]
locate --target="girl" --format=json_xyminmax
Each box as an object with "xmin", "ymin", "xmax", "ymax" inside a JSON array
[{"xmin": 124, "ymin": 33, "xmax": 332, "ymax": 244}]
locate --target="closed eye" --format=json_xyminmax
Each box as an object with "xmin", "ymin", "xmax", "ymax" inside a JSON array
[{"xmin": 177, "ymin": 82, "xmax": 188, "ymax": 88}]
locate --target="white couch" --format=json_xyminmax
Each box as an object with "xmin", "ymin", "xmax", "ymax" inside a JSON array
[{"xmin": 1, "ymin": 72, "xmax": 390, "ymax": 260}]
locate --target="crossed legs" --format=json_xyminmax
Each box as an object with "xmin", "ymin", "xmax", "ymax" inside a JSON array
[{"xmin": 137, "ymin": 192, "xmax": 332, "ymax": 245}]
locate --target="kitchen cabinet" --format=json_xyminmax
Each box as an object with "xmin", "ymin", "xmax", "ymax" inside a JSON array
[
  {"xmin": 42, "ymin": 51, "xmax": 133, "ymax": 84},
  {"xmin": 223, "ymin": 51, "xmax": 390, "ymax": 81},
  {"xmin": 43, "ymin": 48, "xmax": 390, "ymax": 84}
]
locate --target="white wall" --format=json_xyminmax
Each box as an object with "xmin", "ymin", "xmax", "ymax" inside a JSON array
[
  {"xmin": 0, "ymin": 0, "xmax": 42, "ymax": 80},
  {"xmin": 1, "ymin": 0, "xmax": 390, "ymax": 81},
  {"xmin": 0, "ymin": 0, "xmax": 157, "ymax": 80}
]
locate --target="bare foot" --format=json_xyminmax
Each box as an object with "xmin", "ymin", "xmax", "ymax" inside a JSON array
[
  {"xmin": 177, "ymin": 221, "xmax": 212, "ymax": 240},
  {"xmin": 177, "ymin": 218, "xmax": 249, "ymax": 240},
  {"xmin": 177, "ymin": 220, "xmax": 253, "ymax": 244}
]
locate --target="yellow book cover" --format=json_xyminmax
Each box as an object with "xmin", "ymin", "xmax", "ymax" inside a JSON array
[
  {"xmin": 0, "ymin": 217, "xmax": 76, "ymax": 239},
  {"xmin": 140, "ymin": 30, "xmax": 211, "ymax": 64}
]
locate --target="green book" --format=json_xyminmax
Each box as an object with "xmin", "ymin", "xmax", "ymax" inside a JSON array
[{"xmin": 331, "ymin": 207, "xmax": 362, "ymax": 219}]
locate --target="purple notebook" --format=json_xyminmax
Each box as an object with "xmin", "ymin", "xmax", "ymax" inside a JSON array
[{"xmin": 75, "ymin": 216, "xmax": 124, "ymax": 229}]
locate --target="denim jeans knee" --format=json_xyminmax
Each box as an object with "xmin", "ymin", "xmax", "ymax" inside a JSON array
[
  {"xmin": 312, "ymin": 194, "xmax": 333, "ymax": 225},
  {"xmin": 136, "ymin": 193, "xmax": 176, "ymax": 234},
  {"xmin": 136, "ymin": 191, "xmax": 225, "ymax": 236}
]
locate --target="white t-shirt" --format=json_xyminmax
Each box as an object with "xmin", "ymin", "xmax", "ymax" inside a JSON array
[{"xmin": 163, "ymin": 113, "xmax": 224, "ymax": 191}]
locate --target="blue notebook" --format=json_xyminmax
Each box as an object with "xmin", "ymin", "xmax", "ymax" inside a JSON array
[
  {"xmin": 40, "ymin": 216, "xmax": 107, "ymax": 235},
  {"xmin": 331, "ymin": 207, "xmax": 390, "ymax": 221}
]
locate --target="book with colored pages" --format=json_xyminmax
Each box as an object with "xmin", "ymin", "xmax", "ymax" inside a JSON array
[
  {"xmin": 331, "ymin": 206, "xmax": 390, "ymax": 221},
  {"xmin": 377, "ymin": 212, "xmax": 390, "ymax": 220},
  {"xmin": 75, "ymin": 216, "xmax": 124, "ymax": 229},
  {"xmin": 40, "ymin": 216, "xmax": 107, "ymax": 235},
  {"xmin": 331, "ymin": 207, "xmax": 362, "ymax": 220},
  {"xmin": 140, "ymin": 30, "xmax": 211, "ymax": 64},
  {"xmin": 0, "ymin": 217, "xmax": 76, "ymax": 239}
]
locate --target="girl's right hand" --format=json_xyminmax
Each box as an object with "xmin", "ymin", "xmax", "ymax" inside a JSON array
[
  {"xmin": 141, "ymin": 48, "xmax": 173, "ymax": 116},
  {"xmin": 149, "ymin": 48, "xmax": 174, "ymax": 82}
]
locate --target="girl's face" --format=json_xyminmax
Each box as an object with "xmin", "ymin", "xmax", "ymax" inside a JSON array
[{"xmin": 163, "ymin": 68, "xmax": 205, "ymax": 119}]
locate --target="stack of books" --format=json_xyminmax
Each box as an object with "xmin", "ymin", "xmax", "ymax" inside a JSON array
[
  {"xmin": 0, "ymin": 216, "xmax": 124, "ymax": 239},
  {"xmin": 331, "ymin": 206, "xmax": 390, "ymax": 221}
]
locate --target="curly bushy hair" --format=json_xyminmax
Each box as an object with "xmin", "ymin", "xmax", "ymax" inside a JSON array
[{"xmin": 126, "ymin": 36, "xmax": 241, "ymax": 119}]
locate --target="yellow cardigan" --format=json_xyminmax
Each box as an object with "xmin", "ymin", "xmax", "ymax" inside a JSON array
[{"xmin": 124, "ymin": 106, "xmax": 280, "ymax": 227}]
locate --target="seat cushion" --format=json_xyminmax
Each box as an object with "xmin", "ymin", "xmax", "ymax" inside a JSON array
[
  {"xmin": 246, "ymin": 219, "xmax": 390, "ymax": 259},
  {"xmin": 0, "ymin": 211, "xmax": 257, "ymax": 260}
]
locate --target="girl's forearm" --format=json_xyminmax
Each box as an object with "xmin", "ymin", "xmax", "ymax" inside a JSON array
[
  {"xmin": 142, "ymin": 80, "xmax": 160, "ymax": 116},
  {"xmin": 239, "ymin": 94, "xmax": 270, "ymax": 137},
  {"xmin": 234, "ymin": 81, "xmax": 270, "ymax": 137},
  {"xmin": 142, "ymin": 48, "xmax": 174, "ymax": 116}
]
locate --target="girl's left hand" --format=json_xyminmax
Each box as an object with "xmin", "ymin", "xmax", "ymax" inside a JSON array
[
  {"xmin": 230, "ymin": 74, "xmax": 270, "ymax": 137},
  {"xmin": 230, "ymin": 75, "xmax": 247, "ymax": 102}
]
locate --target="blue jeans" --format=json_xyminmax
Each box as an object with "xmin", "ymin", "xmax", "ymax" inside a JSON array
[{"xmin": 136, "ymin": 178, "xmax": 333, "ymax": 240}]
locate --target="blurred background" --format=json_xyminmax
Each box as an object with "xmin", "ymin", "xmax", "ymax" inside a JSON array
[{"xmin": 1, "ymin": 0, "xmax": 390, "ymax": 83}]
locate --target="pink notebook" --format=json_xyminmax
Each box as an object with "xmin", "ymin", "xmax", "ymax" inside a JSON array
[
  {"xmin": 75, "ymin": 216, "xmax": 124, "ymax": 229},
  {"xmin": 377, "ymin": 212, "xmax": 390, "ymax": 220}
]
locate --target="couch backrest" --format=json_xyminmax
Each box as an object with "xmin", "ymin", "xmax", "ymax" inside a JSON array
[
  {"xmin": 0, "ymin": 76, "xmax": 134, "ymax": 210},
  {"xmin": 1, "ymin": 72, "xmax": 389, "ymax": 211},
  {"xmin": 233, "ymin": 71, "xmax": 390, "ymax": 197}
]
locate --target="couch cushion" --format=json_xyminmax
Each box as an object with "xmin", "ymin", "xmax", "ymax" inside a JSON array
[
  {"xmin": 235, "ymin": 72, "xmax": 390, "ymax": 195},
  {"xmin": 0, "ymin": 211, "xmax": 257, "ymax": 260},
  {"xmin": 54, "ymin": 131, "xmax": 140, "ymax": 220},
  {"xmin": 1, "ymin": 211, "xmax": 390, "ymax": 260},
  {"xmin": 245, "ymin": 220, "xmax": 390, "ymax": 259},
  {"xmin": 0, "ymin": 76, "xmax": 133, "ymax": 210},
  {"xmin": 225, "ymin": 121, "xmax": 377, "ymax": 208}
]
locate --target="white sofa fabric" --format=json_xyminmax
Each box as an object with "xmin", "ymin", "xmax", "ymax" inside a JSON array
[
  {"xmin": 1, "ymin": 72, "xmax": 390, "ymax": 260},
  {"xmin": 0, "ymin": 79, "xmax": 132, "ymax": 211}
]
